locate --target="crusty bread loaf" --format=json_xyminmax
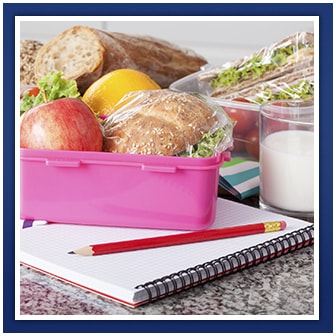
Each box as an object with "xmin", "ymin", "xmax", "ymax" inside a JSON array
[
  {"xmin": 34, "ymin": 26, "xmax": 208, "ymax": 94},
  {"xmin": 20, "ymin": 40, "xmax": 43, "ymax": 85},
  {"xmin": 34, "ymin": 26, "xmax": 105, "ymax": 92},
  {"xmin": 103, "ymin": 90, "xmax": 217, "ymax": 156},
  {"xmin": 99, "ymin": 31, "xmax": 207, "ymax": 89}
]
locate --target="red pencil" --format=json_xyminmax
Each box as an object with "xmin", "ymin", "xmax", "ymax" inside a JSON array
[{"xmin": 68, "ymin": 221, "xmax": 286, "ymax": 256}]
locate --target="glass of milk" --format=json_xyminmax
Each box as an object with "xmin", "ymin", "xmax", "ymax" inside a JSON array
[{"xmin": 259, "ymin": 100, "xmax": 314, "ymax": 218}]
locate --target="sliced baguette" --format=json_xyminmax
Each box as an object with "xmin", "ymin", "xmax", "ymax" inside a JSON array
[{"xmin": 34, "ymin": 25, "xmax": 207, "ymax": 93}]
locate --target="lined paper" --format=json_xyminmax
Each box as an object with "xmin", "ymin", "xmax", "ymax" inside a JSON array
[{"xmin": 20, "ymin": 198, "xmax": 312, "ymax": 307}]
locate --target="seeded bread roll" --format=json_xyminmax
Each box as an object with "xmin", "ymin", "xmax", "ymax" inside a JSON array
[
  {"xmin": 103, "ymin": 90, "xmax": 217, "ymax": 156},
  {"xmin": 34, "ymin": 25, "xmax": 208, "ymax": 94},
  {"xmin": 20, "ymin": 40, "xmax": 43, "ymax": 85}
]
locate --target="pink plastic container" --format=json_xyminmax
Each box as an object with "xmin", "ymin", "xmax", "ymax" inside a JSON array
[{"xmin": 20, "ymin": 148, "xmax": 230, "ymax": 230}]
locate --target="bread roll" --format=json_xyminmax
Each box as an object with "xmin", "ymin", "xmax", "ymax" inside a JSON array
[
  {"xmin": 34, "ymin": 26, "xmax": 105, "ymax": 93},
  {"xmin": 34, "ymin": 26, "xmax": 207, "ymax": 93},
  {"xmin": 20, "ymin": 40, "xmax": 43, "ymax": 85},
  {"xmin": 103, "ymin": 90, "xmax": 217, "ymax": 156}
]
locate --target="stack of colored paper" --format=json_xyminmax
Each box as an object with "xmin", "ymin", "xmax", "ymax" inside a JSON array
[{"xmin": 219, "ymin": 158, "xmax": 260, "ymax": 199}]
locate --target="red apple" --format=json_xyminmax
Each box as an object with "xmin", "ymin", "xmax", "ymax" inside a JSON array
[{"xmin": 20, "ymin": 98, "xmax": 103, "ymax": 151}]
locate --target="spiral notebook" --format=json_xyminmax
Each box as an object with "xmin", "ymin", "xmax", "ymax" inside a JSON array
[{"xmin": 20, "ymin": 198, "xmax": 314, "ymax": 308}]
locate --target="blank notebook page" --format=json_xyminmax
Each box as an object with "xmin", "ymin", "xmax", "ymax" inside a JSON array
[{"xmin": 20, "ymin": 198, "xmax": 313, "ymax": 306}]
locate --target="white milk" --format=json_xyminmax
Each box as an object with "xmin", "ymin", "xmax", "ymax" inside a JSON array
[{"xmin": 260, "ymin": 130, "xmax": 314, "ymax": 212}]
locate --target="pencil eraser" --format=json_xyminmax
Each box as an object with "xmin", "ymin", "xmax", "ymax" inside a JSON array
[{"xmin": 280, "ymin": 221, "xmax": 287, "ymax": 230}]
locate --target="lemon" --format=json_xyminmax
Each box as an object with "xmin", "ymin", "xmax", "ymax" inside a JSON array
[{"xmin": 82, "ymin": 69, "xmax": 161, "ymax": 117}]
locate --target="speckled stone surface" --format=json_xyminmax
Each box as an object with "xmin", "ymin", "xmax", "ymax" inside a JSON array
[{"xmin": 20, "ymin": 245, "xmax": 314, "ymax": 315}]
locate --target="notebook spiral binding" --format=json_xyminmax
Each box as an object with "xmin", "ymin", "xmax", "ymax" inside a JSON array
[{"xmin": 136, "ymin": 224, "xmax": 314, "ymax": 303}]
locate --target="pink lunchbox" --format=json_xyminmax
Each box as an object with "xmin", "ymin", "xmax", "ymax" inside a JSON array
[{"xmin": 20, "ymin": 148, "xmax": 230, "ymax": 230}]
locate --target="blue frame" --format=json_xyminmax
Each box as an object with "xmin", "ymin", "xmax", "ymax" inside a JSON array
[{"xmin": 3, "ymin": 2, "xmax": 333, "ymax": 333}]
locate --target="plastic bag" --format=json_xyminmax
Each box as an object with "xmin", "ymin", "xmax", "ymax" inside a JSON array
[
  {"xmin": 103, "ymin": 89, "xmax": 233, "ymax": 158},
  {"xmin": 198, "ymin": 32, "xmax": 314, "ymax": 102}
]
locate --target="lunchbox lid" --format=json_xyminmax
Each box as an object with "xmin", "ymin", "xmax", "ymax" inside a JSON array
[{"xmin": 20, "ymin": 148, "xmax": 230, "ymax": 172}]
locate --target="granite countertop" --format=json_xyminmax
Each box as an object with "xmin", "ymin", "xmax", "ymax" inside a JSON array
[
  {"xmin": 20, "ymin": 192, "xmax": 314, "ymax": 315},
  {"xmin": 20, "ymin": 246, "xmax": 314, "ymax": 315}
]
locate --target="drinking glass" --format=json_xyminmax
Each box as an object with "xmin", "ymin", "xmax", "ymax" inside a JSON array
[{"xmin": 259, "ymin": 99, "xmax": 314, "ymax": 218}]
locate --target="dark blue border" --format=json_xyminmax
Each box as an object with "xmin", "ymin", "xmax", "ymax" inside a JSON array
[{"xmin": 4, "ymin": 2, "xmax": 333, "ymax": 334}]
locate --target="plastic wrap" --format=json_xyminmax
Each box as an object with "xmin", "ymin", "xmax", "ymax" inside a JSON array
[
  {"xmin": 198, "ymin": 32, "xmax": 314, "ymax": 102},
  {"xmin": 223, "ymin": 68, "xmax": 314, "ymax": 104},
  {"xmin": 103, "ymin": 89, "xmax": 233, "ymax": 158},
  {"xmin": 169, "ymin": 32, "xmax": 314, "ymax": 160}
]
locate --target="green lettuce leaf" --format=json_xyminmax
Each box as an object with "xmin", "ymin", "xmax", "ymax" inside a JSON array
[
  {"xmin": 255, "ymin": 80, "xmax": 314, "ymax": 103},
  {"xmin": 211, "ymin": 43, "xmax": 312, "ymax": 90},
  {"xmin": 178, "ymin": 126, "xmax": 232, "ymax": 158},
  {"xmin": 20, "ymin": 71, "xmax": 81, "ymax": 115}
]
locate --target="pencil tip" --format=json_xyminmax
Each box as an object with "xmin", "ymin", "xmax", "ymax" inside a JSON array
[{"xmin": 68, "ymin": 251, "xmax": 75, "ymax": 254}]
